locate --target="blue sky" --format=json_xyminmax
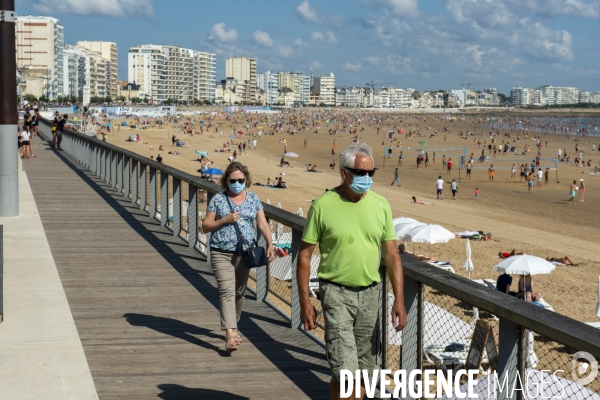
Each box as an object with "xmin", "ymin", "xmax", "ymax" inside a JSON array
[{"xmin": 16, "ymin": 0, "xmax": 600, "ymax": 95}]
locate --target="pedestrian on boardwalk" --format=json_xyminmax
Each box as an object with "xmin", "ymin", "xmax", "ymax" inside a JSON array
[
  {"xmin": 202, "ymin": 162, "xmax": 275, "ymax": 352},
  {"xmin": 297, "ymin": 144, "xmax": 407, "ymax": 399}
]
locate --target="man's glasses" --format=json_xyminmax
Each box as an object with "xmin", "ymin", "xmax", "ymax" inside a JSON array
[
  {"xmin": 344, "ymin": 167, "xmax": 376, "ymax": 177},
  {"xmin": 228, "ymin": 179, "xmax": 246, "ymax": 184}
]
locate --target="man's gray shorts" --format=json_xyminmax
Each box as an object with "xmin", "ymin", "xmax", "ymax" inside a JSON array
[{"xmin": 320, "ymin": 280, "xmax": 381, "ymax": 382}]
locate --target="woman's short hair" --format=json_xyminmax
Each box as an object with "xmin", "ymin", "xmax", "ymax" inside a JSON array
[
  {"xmin": 220, "ymin": 162, "xmax": 252, "ymax": 189},
  {"xmin": 340, "ymin": 143, "xmax": 374, "ymax": 170}
]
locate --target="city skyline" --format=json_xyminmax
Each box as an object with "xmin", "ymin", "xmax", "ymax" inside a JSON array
[{"xmin": 15, "ymin": 0, "xmax": 600, "ymax": 94}]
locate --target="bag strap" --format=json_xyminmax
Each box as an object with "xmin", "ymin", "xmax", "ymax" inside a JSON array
[{"xmin": 224, "ymin": 192, "xmax": 244, "ymax": 255}]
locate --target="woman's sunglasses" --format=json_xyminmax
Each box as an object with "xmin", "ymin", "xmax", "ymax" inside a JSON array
[
  {"xmin": 344, "ymin": 167, "xmax": 377, "ymax": 177},
  {"xmin": 228, "ymin": 179, "xmax": 246, "ymax": 184}
]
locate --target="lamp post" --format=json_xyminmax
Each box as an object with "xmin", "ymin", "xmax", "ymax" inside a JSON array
[{"xmin": 0, "ymin": 0, "xmax": 18, "ymax": 216}]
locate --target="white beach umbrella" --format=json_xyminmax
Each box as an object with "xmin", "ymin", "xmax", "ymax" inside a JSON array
[
  {"xmin": 402, "ymin": 224, "xmax": 455, "ymax": 259},
  {"xmin": 493, "ymin": 255, "xmax": 556, "ymax": 276},
  {"xmin": 394, "ymin": 221, "xmax": 425, "ymax": 240},
  {"xmin": 463, "ymin": 239, "xmax": 474, "ymax": 279},
  {"xmin": 596, "ymin": 276, "xmax": 600, "ymax": 318}
]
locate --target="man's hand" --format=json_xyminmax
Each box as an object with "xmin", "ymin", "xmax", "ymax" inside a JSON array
[
  {"xmin": 391, "ymin": 299, "xmax": 407, "ymax": 331},
  {"xmin": 300, "ymin": 301, "xmax": 316, "ymax": 331}
]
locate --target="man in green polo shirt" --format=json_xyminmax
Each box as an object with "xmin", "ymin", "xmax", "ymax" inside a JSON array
[{"xmin": 297, "ymin": 143, "xmax": 407, "ymax": 399}]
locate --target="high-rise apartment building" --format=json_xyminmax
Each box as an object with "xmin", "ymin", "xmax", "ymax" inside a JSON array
[
  {"xmin": 312, "ymin": 72, "xmax": 336, "ymax": 106},
  {"xmin": 226, "ymin": 57, "xmax": 257, "ymax": 103},
  {"xmin": 128, "ymin": 45, "xmax": 216, "ymax": 103},
  {"xmin": 256, "ymin": 71, "xmax": 278, "ymax": 105},
  {"xmin": 15, "ymin": 15, "xmax": 64, "ymax": 99},
  {"xmin": 77, "ymin": 41, "xmax": 118, "ymax": 98}
]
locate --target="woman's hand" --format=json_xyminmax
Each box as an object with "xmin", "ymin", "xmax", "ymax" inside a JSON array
[
  {"xmin": 224, "ymin": 212, "xmax": 240, "ymax": 224},
  {"xmin": 266, "ymin": 244, "xmax": 275, "ymax": 262}
]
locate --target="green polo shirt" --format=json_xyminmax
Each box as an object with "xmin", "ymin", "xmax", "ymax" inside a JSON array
[{"xmin": 302, "ymin": 189, "xmax": 396, "ymax": 287}]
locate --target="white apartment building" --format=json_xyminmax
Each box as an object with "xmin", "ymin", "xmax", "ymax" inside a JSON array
[
  {"xmin": 62, "ymin": 45, "xmax": 87, "ymax": 99},
  {"xmin": 129, "ymin": 45, "xmax": 216, "ymax": 103},
  {"xmin": 510, "ymin": 87, "xmax": 531, "ymax": 107},
  {"xmin": 77, "ymin": 41, "xmax": 118, "ymax": 98},
  {"xmin": 15, "ymin": 15, "xmax": 64, "ymax": 99},
  {"xmin": 312, "ymin": 72, "xmax": 336, "ymax": 106},
  {"xmin": 256, "ymin": 71, "xmax": 278, "ymax": 105},
  {"xmin": 335, "ymin": 87, "xmax": 362, "ymax": 107},
  {"xmin": 226, "ymin": 57, "xmax": 257, "ymax": 103}
]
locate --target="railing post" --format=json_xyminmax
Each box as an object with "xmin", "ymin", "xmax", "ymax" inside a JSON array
[
  {"xmin": 290, "ymin": 227, "xmax": 303, "ymax": 329},
  {"xmin": 381, "ymin": 272, "xmax": 388, "ymax": 369},
  {"xmin": 160, "ymin": 172, "xmax": 168, "ymax": 227},
  {"xmin": 401, "ymin": 275, "xmax": 423, "ymax": 399},
  {"xmin": 149, "ymin": 167, "xmax": 157, "ymax": 218},
  {"xmin": 172, "ymin": 177, "xmax": 181, "ymax": 236},
  {"xmin": 139, "ymin": 163, "xmax": 146, "ymax": 210},
  {"xmin": 187, "ymin": 184, "xmax": 198, "ymax": 248},
  {"xmin": 255, "ymin": 218, "xmax": 269, "ymax": 303},
  {"xmin": 131, "ymin": 159, "xmax": 138, "ymax": 204},
  {"xmin": 117, "ymin": 153, "xmax": 123, "ymax": 193},
  {"xmin": 124, "ymin": 155, "xmax": 131, "ymax": 198},
  {"xmin": 110, "ymin": 151, "xmax": 117, "ymax": 187},
  {"xmin": 498, "ymin": 319, "xmax": 524, "ymax": 400}
]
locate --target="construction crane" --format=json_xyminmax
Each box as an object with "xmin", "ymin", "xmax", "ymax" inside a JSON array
[
  {"xmin": 460, "ymin": 82, "xmax": 491, "ymax": 91},
  {"xmin": 366, "ymin": 81, "xmax": 397, "ymax": 92}
]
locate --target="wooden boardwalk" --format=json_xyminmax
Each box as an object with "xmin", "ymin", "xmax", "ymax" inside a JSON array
[{"xmin": 23, "ymin": 137, "xmax": 330, "ymax": 399}]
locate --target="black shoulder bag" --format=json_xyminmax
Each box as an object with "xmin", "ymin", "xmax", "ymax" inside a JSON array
[{"xmin": 225, "ymin": 193, "xmax": 269, "ymax": 268}]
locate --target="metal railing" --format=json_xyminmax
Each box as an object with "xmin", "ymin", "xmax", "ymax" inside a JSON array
[{"xmin": 39, "ymin": 119, "xmax": 600, "ymax": 399}]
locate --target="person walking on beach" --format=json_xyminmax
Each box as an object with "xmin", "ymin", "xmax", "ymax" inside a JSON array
[
  {"xmin": 527, "ymin": 174, "xmax": 534, "ymax": 194},
  {"xmin": 202, "ymin": 162, "xmax": 275, "ymax": 352},
  {"xmin": 488, "ymin": 164, "xmax": 495, "ymax": 182},
  {"xmin": 568, "ymin": 180, "xmax": 577, "ymax": 204},
  {"xmin": 436, "ymin": 176, "xmax": 444, "ymax": 200},
  {"xmin": 391, "ymin": 168, "xmax": 401, "ymax": 187},
  {"xmin": 579, "ymin": 179, "xmax": 585, "ymax": 202},
  {"xmin": 297, "ymin": 143, "xmax": 407, "ymax": 399},
  {"xmin": 451, "ymin": 179, "xmax": 458, "ymax": 200}
]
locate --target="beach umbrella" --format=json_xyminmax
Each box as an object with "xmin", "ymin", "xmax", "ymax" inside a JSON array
[
  {"xmin": 204, "ymin": 168, "xmax": 223, "ymax": 176},
  {"xmin": 419, "ymin": 141, "xmax": 428, "ymax": 146},
  {"xmin": 493, "ymin": 255, "xmax": 555, "ymax": 298},
  {"xmin": 596, "ymin": 276, "xmax": 600, "ymax": 317},
  {"xmin": 284, "ymin": 152, "xmax": 299, "ymax": 157},
  {"xmin": 402, "ymin": 224, "xmax": 455, "ymax": 259},
  {"xmin": 463, "ymin": 239, "xmax": 474, "ymax": 279},
  {"xmin": 493, "ymin": 255, "xmax": 555, "ymax": 276}
]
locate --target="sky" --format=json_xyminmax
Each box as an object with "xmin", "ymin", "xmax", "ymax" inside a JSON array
[{"xmin": 16, "ymin": 0, "xmax": 600, "ymax": 95}]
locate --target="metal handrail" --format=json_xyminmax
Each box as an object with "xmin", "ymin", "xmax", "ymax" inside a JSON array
[{"xmin": 38, "ymin": 117, "xmax": 600, "ymax": 397}]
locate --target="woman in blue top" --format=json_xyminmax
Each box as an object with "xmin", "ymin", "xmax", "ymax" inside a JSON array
[{"xmin": 202, "ymin": 162, "xmax": 274, "ymax": 352}]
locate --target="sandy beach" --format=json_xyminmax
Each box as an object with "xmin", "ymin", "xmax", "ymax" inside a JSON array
[{"xmin": 91, "ymin": 108, "xmax": 600, "ymax": 323}]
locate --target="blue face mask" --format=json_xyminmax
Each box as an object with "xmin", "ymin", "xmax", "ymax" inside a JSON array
[
  {"xmin": 348, "ymin": 174, "xmax": 372, "ymax": 194},
  {"xmin": 228, "ymin": 181, "xmax": 245, "ymax": 194}
]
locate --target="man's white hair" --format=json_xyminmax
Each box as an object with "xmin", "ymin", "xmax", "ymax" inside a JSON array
[{"xmin": 340, "ymin": 143, "xmax": 374, "ymax": 170}]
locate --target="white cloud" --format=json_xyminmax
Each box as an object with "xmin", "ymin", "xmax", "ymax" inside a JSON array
[
  {"xmin": 310, "ymin": 60, "xmax": 324, "ymax": 70},
  {"xmin": 310, "ymin": 31, "xmax": 338, "ymax": 45},
  {"xmin": 344, "ymin": 61, "xmax": 363, "ymax": 71},
  {"xmin": 296, "ymin": 0, "xmax": 323, "ymax": 24},
  {"xmin": 365, "ymin": 0, "xmax": 419, "ymax": 18},
  {"xmin": 253, "ymin": 31, "xmax": 274, "ymax": 47},
  {"xmin": 33, "ymin": 0, "xmax": 154, "ymax": 17},
  {"xmin": 208, "ymin": 22, "xmax": 238, "ymax": 43}
]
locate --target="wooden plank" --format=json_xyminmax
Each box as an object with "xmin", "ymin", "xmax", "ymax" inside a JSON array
[{"xmin": 23, "ymin": 137, "xmax": 329, "ymax": 399}]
